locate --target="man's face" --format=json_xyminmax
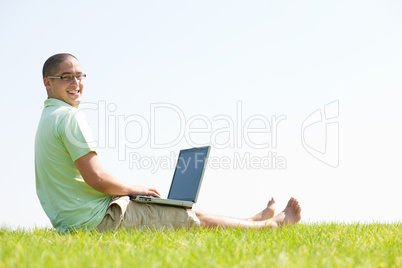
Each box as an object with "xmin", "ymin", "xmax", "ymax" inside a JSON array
[{"xmin": 44, "ymin": 57, "xmax": 84, "ymax": 108}]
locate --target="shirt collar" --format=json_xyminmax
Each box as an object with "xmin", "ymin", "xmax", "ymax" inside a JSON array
[{"xmin": 44, "ymin": 98, "xmax": 74, "ymax": 108}]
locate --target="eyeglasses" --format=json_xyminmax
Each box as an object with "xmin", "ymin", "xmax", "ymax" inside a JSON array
[{"xmin": 47, "ymin": 74, "xmax": 87, "ymax": 81}]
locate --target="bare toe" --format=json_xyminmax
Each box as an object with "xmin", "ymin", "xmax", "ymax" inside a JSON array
[{"xmin": 247, "ymin": 197, "xmax": 276, "ymax": 221}]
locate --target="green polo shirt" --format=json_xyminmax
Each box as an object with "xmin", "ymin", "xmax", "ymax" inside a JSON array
[{"xmin": 35, "ymin": 98, "xmax": 111, "ymax": 232}]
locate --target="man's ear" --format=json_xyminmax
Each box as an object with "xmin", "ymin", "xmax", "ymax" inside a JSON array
[
  {"xmin": 44, "ymin": 78, "xmax": 52, "ymax": 96},
  {"xmin": 44, "ymin": 77, "xmax": 53, "ymax": 90},
  {"xmin": 44, "ymin": 78, "xmax": 50, "ymax": 88}
]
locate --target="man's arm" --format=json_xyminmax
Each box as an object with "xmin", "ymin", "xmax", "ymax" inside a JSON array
[{"xmin": 74, "ymin": 152, "xmax": 161, "ymax": 198}]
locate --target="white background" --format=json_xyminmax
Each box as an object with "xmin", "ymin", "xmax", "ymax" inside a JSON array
[{"xmin": 0, "ymin": 0, "xmax": 401, "ymax": 229}]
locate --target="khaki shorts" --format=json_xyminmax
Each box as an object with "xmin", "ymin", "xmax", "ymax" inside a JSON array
[{"xmin": 96, "ymin": 196, "xmax": 200, "ymax": 232}]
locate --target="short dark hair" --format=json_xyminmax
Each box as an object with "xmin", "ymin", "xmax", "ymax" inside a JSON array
[{"xmin": 42, "ymin": 53, "xmax": 78, "ymax": 78}]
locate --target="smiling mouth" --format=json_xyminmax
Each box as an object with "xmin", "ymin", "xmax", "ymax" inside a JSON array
[{"xmin": 68, "ymin": 89, "xmax": 80, "ymax": 95}]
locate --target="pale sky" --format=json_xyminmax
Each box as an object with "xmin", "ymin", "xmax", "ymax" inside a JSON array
[{"xmin": 1, "ymin": 0, "xmax": 401, "ymax": 229}]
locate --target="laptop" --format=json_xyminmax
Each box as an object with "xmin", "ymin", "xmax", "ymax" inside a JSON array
[{"xmin": 132, "ymin": 146, "xmax": 210, "ymax": 208}]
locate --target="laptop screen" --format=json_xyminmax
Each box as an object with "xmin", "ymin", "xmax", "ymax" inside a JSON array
[{"xmin": 167, "ymin": 146, "xmax": 210, "ymax": 202}]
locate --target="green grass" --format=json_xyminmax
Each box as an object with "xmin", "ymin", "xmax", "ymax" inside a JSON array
[{"xmin": 1, "ymin": 223, "xmax": 401, "ymax": 267}]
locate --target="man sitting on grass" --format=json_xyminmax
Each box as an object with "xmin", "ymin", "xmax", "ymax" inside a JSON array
[{"xmin": 35, "ymin": 53, "xmax": 302, "ymax": 232}]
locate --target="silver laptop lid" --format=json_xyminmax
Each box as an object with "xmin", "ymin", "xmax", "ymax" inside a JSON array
[{"xmin": 167, "ymin": 146, "xmax": 210, "ymax": 202}]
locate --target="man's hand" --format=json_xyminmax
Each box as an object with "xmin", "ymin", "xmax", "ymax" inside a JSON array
[{"xmin": 129, "ymin": 185, "xmax": 161, "ymax": 198}]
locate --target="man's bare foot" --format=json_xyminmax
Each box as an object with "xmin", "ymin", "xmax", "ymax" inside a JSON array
[
  {"xmin": 247, "ymin": 198, "xmax": 276, "ymax": 221},
  {"xmin": 263, "ymin": 197, "xmax": 301, "ymax": 228}
]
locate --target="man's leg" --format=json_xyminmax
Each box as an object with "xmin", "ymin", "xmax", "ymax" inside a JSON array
[{"xmin": 194, "ymin": 197, "xmax": 301, "ymax": 229}]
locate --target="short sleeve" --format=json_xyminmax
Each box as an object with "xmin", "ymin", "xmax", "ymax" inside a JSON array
[{"xmin": 61, "ymin": 108, "xmax": 97, "ymax": 162}]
